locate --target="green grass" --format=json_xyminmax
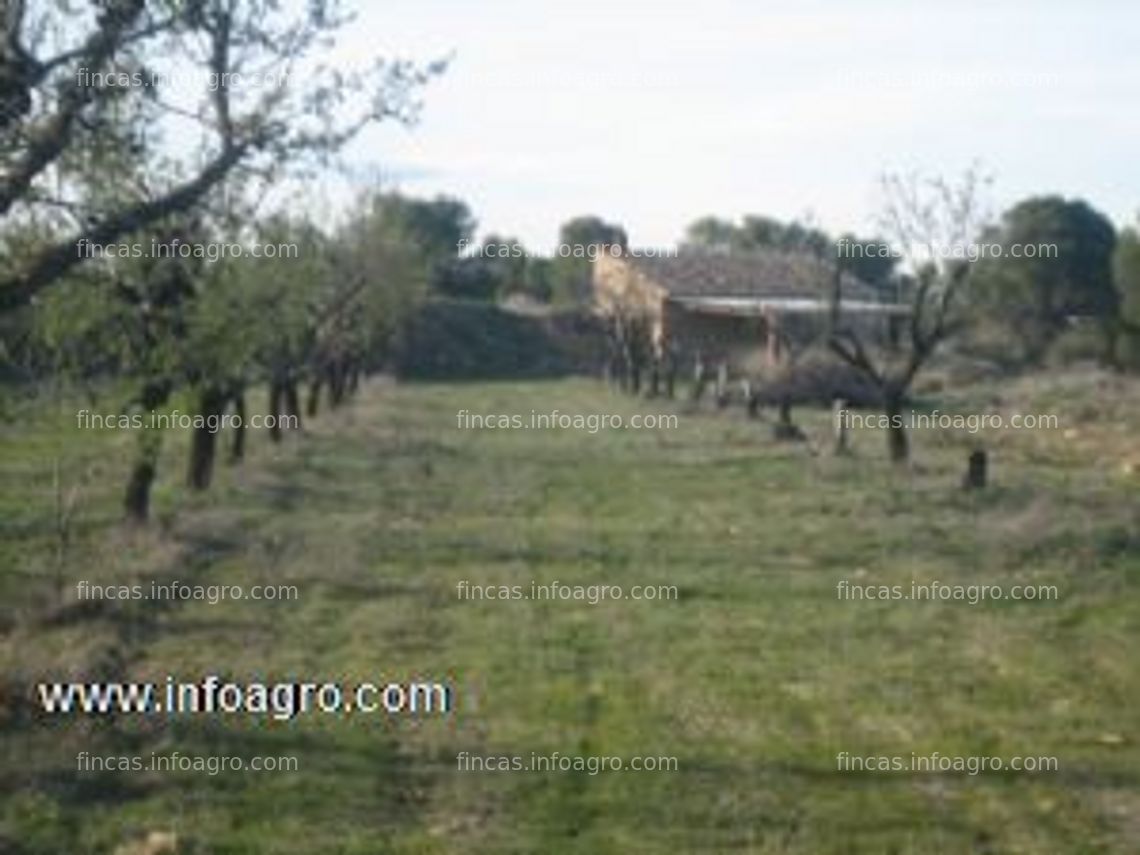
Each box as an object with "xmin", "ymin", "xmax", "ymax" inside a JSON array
[{"xmin": 1, "ymin": 373, "xmax": 1138, "ymax": 853}]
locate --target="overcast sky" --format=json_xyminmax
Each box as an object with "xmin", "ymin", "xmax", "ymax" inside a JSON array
[{"xmin": 335, "ymin": 0, "xmax": 1139, "ymax": 251}]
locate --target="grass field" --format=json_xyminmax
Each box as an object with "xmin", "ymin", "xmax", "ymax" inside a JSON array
[{"xmin": 1, "ymin": 372, "xmax": 1138, "ymax": 853}]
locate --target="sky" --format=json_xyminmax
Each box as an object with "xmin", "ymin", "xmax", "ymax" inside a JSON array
[{"xmin": 331, "ymin": 0, "xmax": 1139, "ymax": 252}]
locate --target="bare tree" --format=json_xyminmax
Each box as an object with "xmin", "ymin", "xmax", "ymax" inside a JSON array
[{"xmin": 829, "ymin": 168, "xmax": 991, "ymax": 462}]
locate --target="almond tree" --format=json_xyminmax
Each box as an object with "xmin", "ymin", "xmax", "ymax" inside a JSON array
[
  {"xmin": 1, "ymin": 0, "xmax": 442, "ymax": 311},
  {"xmin": 829, "ymin": 169, "xmax": 990, "ymax": 462}
]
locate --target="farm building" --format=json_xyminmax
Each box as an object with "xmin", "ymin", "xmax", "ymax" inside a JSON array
[{"xmin": 592, "ymin": 248, "xmax": 910, "ymax": 379}]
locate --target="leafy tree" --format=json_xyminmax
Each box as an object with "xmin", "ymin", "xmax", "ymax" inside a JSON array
[
  {"xmin": 433, "ymin": 256, "xmax": 500, "ymax": 301},
  {"xmin": 683, "ymin": 216, "xmax": 737, "ymax": 251},
  {"xmin": 96, "ymin": 221, "xmax": 207, "ymax": 519},
  {"xmin": 330, "ymin": 194, "xmax": 429, "ymax": 380},
  {"xmin": 550, "ymin": 215, "xmax": 627, "ymax": 304},
  {"xmin": 683, "ymin": 213, "xmax": 837, "ymax": 257},
  {"xmin": 522, "ymin": 257, "xmax": 555, "ymax": 302},
  {"xmin": 368, "ymin": 194, "xmax": 475, "ymax": 262},
  {"xmin": 22, "ymin": 194, "xmax": 427, "ymax": 521},
  {"xmin": 478, "ymin": 234, "xmax": 528, "ymax": 297},
  {"xmin": 970, "ymin": 196, "xmax": 1118, "ymax": 361},
  {"xmin": 738, "ymin": 215, "xmax": 829, "ymax": 255},
  {"xmin": 181, "ymin": 250, "xmax": 264, "ymax": 488},
  {"xmin": 558, "ymin": 216, "xmax": 628, "ymax": 254},
  {"xmin": 835, "ymin": 233, "xmax": 901, "ymax": 299},
  {"xmin": 361, "ymin": 193, "xmax": 478, "ymax": 300}
]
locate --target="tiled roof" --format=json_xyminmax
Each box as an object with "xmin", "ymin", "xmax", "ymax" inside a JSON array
[{"xmin": 626, "ymin": 248, "xmax": 880, "ymax": 301}]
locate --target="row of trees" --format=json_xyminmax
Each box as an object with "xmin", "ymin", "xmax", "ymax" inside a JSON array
[
  {"xmin": 17, "ymin": 195, "xmax": 428, "ymax": 521},
  {"xmin": 2, "ymin": 3, "xmax": 1135, "ymax": 484},
  {"xmin": 1, "ymin": 0, "xmax": 446, "ymax": 522}
]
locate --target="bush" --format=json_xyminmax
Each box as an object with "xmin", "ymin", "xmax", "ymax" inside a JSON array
[
  {"xmin": 749, "ymin": 348, "xmax": 882, "ymax": 406},
  {"xmin": 392, "ymin": 299, "xmax": 605, "ymax": 380}
]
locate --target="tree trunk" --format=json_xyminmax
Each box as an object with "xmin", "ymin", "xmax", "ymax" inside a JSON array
[
  {"xmin": 124, "ymin": 457, "xmax": 157, "ymax": 522},
  {"xmin": 268, "ymin": 381, "xmax": 284, "ymax": 442},
  {"xmin": 123, "ymin": 382, "xmax": 170, "ymax": 523},
  {"xmin": 306, "ymin": 379, "xmax": 322, "ymax": 417},
  {"xmin": 283, "ymin": 380, "xmax": 302, "ymax": 431},
  {"xmin": 187, "ymin": 425, "xmax": 217, "ymax": 489},
  {"xmin": 715, "ymin": 362, "xmax": 729, "ymax": 408},
  {"xmin": 832, "ymin": 398, "xmax": 850, "ymax": 455},
  {"xmin": 124, "ymin": 433, "xmax": 161, "ymax": 522},
  {"xmin": 742, "ymin": 380, "xmax": 760, "ymax": 419},
  {"xmin": 230, "ymin": 392, "xmax": 247, "ymax": 463},
  {"xmin": 963, "ymin": 449, "xmax": 987, "ymax": 489},
  {"xmin": 609, "ymin": 321, "xmax": 628, "ymax": 392},
  {"xmin": 188, "ymin": 387, "xmax": 226, "ymax": 490},
  {"xmin": 627, "ymin": 348, "xmax": 641, "ymax": 395},
  {"xmin": 647, "ymin": 361, "xmax": 660, "ymax": 398},
  {"xmin": 884, "ymin": 390, "xmax": 909, "ymax": 463},
  {"xmin": 691, "ymin": 361, "xmax": 708, "ymax": 402},
  {"xmin": 328, "ymin": 363, "xmax": 346, "ymax": 408},
  {"xmin": 772, "ymin": 397, "xmax": 806, "ymax": 442},
  {"xmin": 746, "ymin": 387, "xmax": 761, "ymax": 419}
]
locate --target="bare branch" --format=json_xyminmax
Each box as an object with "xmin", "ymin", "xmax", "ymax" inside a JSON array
[
  {"xmin": 1, "ymin": 139, "xmax": 250, "ymax": 311},
  {"xmin": 0, "ymin": 0, "xmax": 146, "ymax": 213}
]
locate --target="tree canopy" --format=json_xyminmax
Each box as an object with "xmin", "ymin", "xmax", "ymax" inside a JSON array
[
  {"xmin": 970, "ymin": 196, "xmax": 1118, "ymax": 358},
  {"xmin": 0, "ymin": 0, "xmax": 442, "ymax": 312}
]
